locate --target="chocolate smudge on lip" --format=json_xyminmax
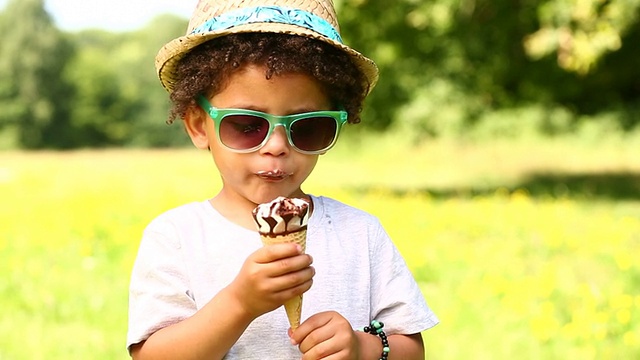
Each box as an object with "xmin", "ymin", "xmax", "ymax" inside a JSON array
[{"xmin": 256, "ymin": 170, "xmax": 292, "ymax": 179}]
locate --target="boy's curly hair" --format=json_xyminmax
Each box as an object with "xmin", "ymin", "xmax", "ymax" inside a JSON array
[{"xmin": 168, "ymin": 32, "xmax": 369, "ymax": 124}]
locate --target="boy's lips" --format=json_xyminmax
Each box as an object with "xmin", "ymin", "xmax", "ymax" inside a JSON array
[{"xmin": 256, "ymin": 170, "xmax": 292, "ymax": 181}]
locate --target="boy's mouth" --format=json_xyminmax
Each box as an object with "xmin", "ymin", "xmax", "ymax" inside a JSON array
[{"xmin": 256, "ymin": 170, "xmax": 292, "ymax": 181}]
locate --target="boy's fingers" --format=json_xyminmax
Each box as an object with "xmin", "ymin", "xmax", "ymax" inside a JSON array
[
  {"xmin": 288, "ymin": 328, "xmax": 297, "ymax": 345},
  {"xmin": 290, "ymin": 313, "xmax": 331, "ymax": 345},
  {"xmin": 254, "ymin": 243, "xmax": 303, "ymax": 263}
]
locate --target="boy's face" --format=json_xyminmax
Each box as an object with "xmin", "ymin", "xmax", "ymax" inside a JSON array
[{"xmin": 185, "ymin": 64, "xmax": 331, "ymax": 207}]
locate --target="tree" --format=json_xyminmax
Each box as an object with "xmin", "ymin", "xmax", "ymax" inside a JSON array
[
  {"xmin": 64, "ymin": 15, "xmax": 191, "ymax": 147},
  {"xmin": 524, "ymin": 0, "xmax": 640, "ymax": 74},
  {"xmin": 336, "ymin": 0, "xmax": 640, "ymax": 137},
  {"xmin": 63, "ymin": 31, "xmax": 141, "ymax": 147},
  {"xmin": 0, "ymin": 0, "xmax": 75, "ymax": 148},
  {"xmin": 118, "ymin": 14, "xmax": 191, "ymax": 147}
]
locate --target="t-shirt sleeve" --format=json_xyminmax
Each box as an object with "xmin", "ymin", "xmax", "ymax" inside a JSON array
[
  {"xmin": 126, "ymin": 221, "xmax": 196, "ymax": 352},
  {"xmin": 369, "ymin": 222, "xmax": 439, "ymax": 335}
]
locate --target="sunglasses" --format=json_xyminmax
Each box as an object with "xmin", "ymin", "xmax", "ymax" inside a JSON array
[{"xmin": 196, "ymin": 95, "xmax": 348, "ymax": 154}]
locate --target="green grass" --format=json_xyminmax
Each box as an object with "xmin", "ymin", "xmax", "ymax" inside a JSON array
[{"xmin": 1, "ymin": 135, "xmax": 639, "ymax": 359}]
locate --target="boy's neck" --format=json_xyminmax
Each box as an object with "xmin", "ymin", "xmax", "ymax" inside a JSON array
[{"xmin": 209, "ymin": 192, "xmax": 313, "ymax": 232}]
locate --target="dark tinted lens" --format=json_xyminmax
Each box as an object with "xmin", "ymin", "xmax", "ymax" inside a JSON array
[
  {"xmin": 290, "ymin": 116, "xmax": 337, "ymax": 152},
  {"xmin": 219, "ymin": 115, "xmax": 269, "ymax": 150}
]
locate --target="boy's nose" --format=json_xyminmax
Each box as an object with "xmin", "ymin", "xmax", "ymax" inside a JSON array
[{"xmin": 259, "ymin": 126, "xmax": 290, "ymax": 156}]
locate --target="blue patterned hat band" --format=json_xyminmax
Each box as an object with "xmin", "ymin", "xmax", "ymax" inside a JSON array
[{"xmin": 191, "ymin": 6, "xmax": 344, "ymax": 44}]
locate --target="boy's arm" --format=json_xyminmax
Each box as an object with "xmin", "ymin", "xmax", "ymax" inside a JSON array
[
  {"xmin": 356, "ymin": 332, "xmax": 424, "ymax": 360},
  {"xmin": 292, "ymin": 312, "xmax": 425, "ymax": 360},
  {"xmin": 131, "ymin": 243, "xmax": 313, "ymax": 360},
  {"xmin": 130, "ymin": 286, "xmax": 252, "ymax": 360}
]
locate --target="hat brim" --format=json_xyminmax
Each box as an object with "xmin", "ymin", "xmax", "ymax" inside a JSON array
[{"xmin": 155, "ymin": 22, "xmax": 379, "ymax": 94}]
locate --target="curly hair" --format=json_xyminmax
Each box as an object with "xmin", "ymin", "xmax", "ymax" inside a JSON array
[{"xmin": 167, "ymin": 32, "xmax": 369, "ymax": 124}]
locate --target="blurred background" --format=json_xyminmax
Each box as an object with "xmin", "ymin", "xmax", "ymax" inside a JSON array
[
  {"xmin": 0, "ymin": 0, "xmax": 639, "ymax": 359},
  {"xmin": 1, "ymin": 0, "xmax": 640, "ymax": 149}
]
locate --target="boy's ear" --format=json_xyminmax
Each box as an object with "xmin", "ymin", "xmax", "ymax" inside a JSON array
[{"xmin": 183, "ymin": 105, "xmax": 210, "ymax": 150}]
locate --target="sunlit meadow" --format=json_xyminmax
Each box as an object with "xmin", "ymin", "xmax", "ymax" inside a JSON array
[{"xmin": 1, "ymin": 135, "xmax": 639, "ymax": 359}]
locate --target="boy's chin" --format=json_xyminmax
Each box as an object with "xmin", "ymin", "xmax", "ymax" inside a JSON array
[{"xmin": 252, "ymin": 190, "xmax": 306, "ymax": 205}]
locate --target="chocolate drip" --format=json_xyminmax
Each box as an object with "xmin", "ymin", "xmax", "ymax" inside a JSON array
[{"xmin": 252, "ymin": 197, "xmax": 310, "ymax": 236}]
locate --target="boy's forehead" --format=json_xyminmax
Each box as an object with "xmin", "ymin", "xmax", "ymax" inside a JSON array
[
  {"xmin": 213, "ymin": 58, "xmax": 326, "ymax": 91},
  {"xmin": 211, "ymin": 64, "xmax": 331, "ymax": 111}
]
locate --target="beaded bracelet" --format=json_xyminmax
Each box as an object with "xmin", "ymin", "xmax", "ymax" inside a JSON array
[{"xmin": 362, "ymin": 320, "xmax": 390, "ymax": 360}]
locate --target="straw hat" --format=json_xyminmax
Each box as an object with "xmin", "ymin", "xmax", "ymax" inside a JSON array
[{"xmin": 155, "ymin": 0, "xmax": 378, "ymax": 94}]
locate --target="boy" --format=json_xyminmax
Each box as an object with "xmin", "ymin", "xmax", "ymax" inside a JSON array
[{"xmin": 127, "ymin": 1, "xmax": 438, "ymax": 359}]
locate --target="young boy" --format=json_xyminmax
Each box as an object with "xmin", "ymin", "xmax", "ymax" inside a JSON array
[{"xmin": 127, "ymin": 1, "xmax": 438, "ymax": 359}]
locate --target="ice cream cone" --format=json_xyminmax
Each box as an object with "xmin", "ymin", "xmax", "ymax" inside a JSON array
[
  {"xmin": 260, "ymin": 229, "xmax": 307, "ymax": 329},
  {"xmin": 259, "ymin": 229, "xmax": 307, "ymax": 250},
  {"xmin": 253, "ymin": 197, "xmax": 310, "ymax": 330}
]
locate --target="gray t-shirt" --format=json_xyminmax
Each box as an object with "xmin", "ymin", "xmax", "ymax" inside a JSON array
[{"xmin": 127, "ymin": 195, "xmax": 438, "ymax": 359}]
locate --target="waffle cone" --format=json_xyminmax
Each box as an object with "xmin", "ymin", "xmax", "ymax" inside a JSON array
[{"xmin": 260, "ymin": 229, "xmax": 307, "ymax": 329}]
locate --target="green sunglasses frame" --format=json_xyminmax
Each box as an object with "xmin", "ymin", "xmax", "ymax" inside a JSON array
[{"xmin": 196, "ymin": 95, "xmax": 348, "ymax": 154}]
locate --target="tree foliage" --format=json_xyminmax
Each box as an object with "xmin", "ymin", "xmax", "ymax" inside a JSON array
[
  {"xmin": 0, "ymin": 0, "xmax": 75, "ymax": 148},
  {"xmin": 525, "ymin": 0, "xmax": 640, "ymax": 74},
  {"xmin": 121, "ymin": 15, "xmax": 193, "ymax": 147},
  {"xmin": 60, "ymin": 15, "xmax": 191, "ymax": 147},
  {"xmin": 60, "ymin": 30, "xmax": 134, "ymax": 146},
  {"xmin": 338, "ymin": 0, "xmax": 640, "ymax": 137}
]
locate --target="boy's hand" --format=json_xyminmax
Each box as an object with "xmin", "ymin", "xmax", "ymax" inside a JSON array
[
  {"xmin": 290, "ymin": 311, "xmax": 360, "ymax": 360},
  {"xmin": 228, "ymin": 243, "xmax": 314, "ymax": 319}
]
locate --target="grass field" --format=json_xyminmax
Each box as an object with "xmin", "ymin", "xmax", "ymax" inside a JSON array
[{"xmin": 1, "ymin": 134, "xmax": 639, "ymax": 359}]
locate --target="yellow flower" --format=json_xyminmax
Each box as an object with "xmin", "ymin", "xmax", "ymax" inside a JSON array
[
  {"xmin": 616, "ymin": 309, "xmax": 631, "ymax": 325},
  {"xmin": 614, "ymin": 252, "xmax": 633, "ymax": 271},
  {"xmin": 610, "ymin": 293, "xmax": 633, "ymax": 309},
  {"xmin": 624, "ymin": 330, "xmax": 639, "ymax": 347}
]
